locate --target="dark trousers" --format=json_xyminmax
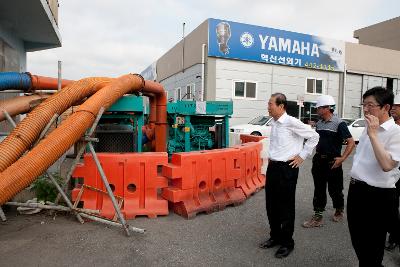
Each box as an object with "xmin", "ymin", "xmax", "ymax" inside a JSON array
[
  {"xmin": 311, "ymin": 154, "xmax": 344, "ymax": 212},
  {"xmin": 265, "ymin": 161, "xmax": 299, "ymax": 248},
  {"xmin": 387, "ymin": 179, "xmax": 400, "ymax": 244},
  {"xmin": 347, "ymin": 180, "xmax": 397, "ymax": 267}
]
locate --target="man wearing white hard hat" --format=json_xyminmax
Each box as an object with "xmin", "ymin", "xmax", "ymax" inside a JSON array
[
  {"xmin": 385, "ymin": 93, "xmax": 400, "ymax": 252},
  {"xmin": 303, "ymin": 95, "xmax": 355, "ymax": 228}
]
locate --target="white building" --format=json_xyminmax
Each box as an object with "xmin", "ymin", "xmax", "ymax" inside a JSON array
[{"xmin": 144, "ymin": 17, "xmax": 400, "ymax": 126}]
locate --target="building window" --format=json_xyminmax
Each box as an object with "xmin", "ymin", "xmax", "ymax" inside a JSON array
[
  {"xmin": 181, "ymin": 83, "xmax": 194, "ymax": 100},
  {"xmin": 234, "ymin": 81, "xmax": 257, "ymax": 99},
  {"xmin": 175, "ymin": 87, "xmax": 181, "ymax": 101},
  {"xmin": 306, "ymin": 78, "xmax": 324, "ymax": 94}
]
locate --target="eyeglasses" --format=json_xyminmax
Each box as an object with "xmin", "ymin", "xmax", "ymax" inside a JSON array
[{"xmin": 362, "ymin": 103, "xmax": 381, "ymax": 109}]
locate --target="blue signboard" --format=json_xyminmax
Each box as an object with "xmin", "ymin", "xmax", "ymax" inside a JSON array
[{"xmin": 208, "ymin": 19, "xmax": 345, "ymax": 72}]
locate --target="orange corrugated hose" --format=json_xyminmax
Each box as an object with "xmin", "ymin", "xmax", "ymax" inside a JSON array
[
  {"xmin": 29, "ymin": 74, "xmax": 74, "ymax": 90},
  {"xmin": 142, "ymin": 80, "xmax": 167, "ymax": 152},
  {"xmin": 0, "ymin": 94, "xmax": 50, "ymax": 122},
  {"xmin": 0, "ymin": 77, "xmax": 112, "ymax": 173},
  {"xmin": 142, "ymin": 92, "xmax": 156, "ymax": 143},
  {"xmin": 0, "ymin": 74, "xmax": 144, "ymax": 205}
]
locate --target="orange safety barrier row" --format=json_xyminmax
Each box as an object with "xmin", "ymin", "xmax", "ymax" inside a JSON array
[
  {"xmin": 239, "ymin": 134, "xmax": 266, "ymax": 143},
  {"xmin": 161, "ymin": 149, "xmax": 246, "ymax": 219},
  {"xmin": 233, "ymin": 142, "xmax": 266, "ymax": 197},
  {"xmin": 71, "ymin": 152, "xmax": 169, "ymax": 219}
]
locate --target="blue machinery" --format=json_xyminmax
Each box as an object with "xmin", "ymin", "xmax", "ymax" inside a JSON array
[{"xmin": 95, "ymin": 96, "xmax": 233, "ymax": 154}]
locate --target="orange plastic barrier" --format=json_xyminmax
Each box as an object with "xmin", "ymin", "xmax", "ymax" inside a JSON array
[
  {"xmin": 240, "ymin": 134, "xmax": 266, "ymax": 143},
  {"xmin": 234, "ymin": 142, "xmax": 266, "ymax": 197},
  {"xmin": 161, "ymin": 148, "xmax": 246, "ymax": 219},
  {"xmin": 72, "ymin": 152, "xmax": 169, "ymax": 219}
]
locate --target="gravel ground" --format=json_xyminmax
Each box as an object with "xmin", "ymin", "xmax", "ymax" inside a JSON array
[{"xmin": 1, "ymin": 150, "xmax": 399, "ymax": 267}]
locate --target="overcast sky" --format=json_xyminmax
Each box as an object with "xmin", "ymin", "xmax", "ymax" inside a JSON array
[{"xmin": 27, "ymin": 0, "xmax": 399, "ymax": 80}]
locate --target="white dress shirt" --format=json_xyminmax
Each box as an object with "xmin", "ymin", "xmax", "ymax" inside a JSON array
[
  {"xmin": 350, "ymin": 117, "xmax": 400, "ymax": 188},
  {"xmin": 268, "ymin": 112, "xmax": 319, "ymax": 161}
]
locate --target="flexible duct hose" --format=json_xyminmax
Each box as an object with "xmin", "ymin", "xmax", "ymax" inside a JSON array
[
  {"xmin": 0, "ymin": 74, "xmax": 144, "ymax": 205},
  {"xmin": 0, "ymin": 94, "xmax": 50, "ymax": 122},
  {"xmin": 0, "ymin": 77, "xmax": 112, "ymax": 173},
  {"xmin": 29, "ymin": 74, "xmax": 74, "ymax": 90},
  {"xmin": 0, "ymin": 72, "xmax": 73, "ymax": 91},
  {"xmin": 0, "ymin": 72, "xmax": 31, "ymax": 91},
  {"xmin": 142, "ymin": 80, "xmax": 167, "ymax": 152}
]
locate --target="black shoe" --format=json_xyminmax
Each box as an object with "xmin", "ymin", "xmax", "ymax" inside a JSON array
[
  {"xmin": 275, "ymin": 245, "xmax": 294, "ymax": 258},
  {"xmin": 259, "ymin": 238, "xmax": 279, "ymax": 249},
  {"xmin": 385, "ymin": 242, "xmax": 398, "ymax": 251}
]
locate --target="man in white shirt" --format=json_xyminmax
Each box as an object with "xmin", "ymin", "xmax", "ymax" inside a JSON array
[
  {"xmin": 259, "ymin": 93, "xmax": 319, "ymax": 258},
  {"xmin": 347, "ymin": 87, "xmax": 400, "ymax": 266},
  {"xmin": 385, "ymin": 93, "xmax": 400, "ymax": 251}
]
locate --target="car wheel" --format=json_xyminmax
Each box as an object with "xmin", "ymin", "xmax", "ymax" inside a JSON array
[{"xmin": 250, "ymin": 131, "xmax": 262, "ymax": 136}]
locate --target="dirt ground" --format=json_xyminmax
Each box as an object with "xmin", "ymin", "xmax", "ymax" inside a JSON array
[{"xmin": 1, "ymin": 151, "xmax": 400, "ymax": 267}]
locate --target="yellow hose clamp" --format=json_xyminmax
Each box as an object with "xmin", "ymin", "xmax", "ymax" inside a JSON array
[{"xmin": 184, "ymin": 127, "xmax": 190, "ymax": 132}]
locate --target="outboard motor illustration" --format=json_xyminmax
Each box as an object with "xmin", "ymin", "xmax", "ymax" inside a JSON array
[{"xmin": 216, "ymin": 22, "xmax": 231, "ymax": 55}]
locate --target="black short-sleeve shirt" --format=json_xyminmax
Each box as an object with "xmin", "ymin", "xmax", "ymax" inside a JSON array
[{"xmin": 315, "ymin": 116, "xmax": 352, "ymax": 156}]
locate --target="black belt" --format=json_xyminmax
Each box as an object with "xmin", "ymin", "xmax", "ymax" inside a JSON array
[
  {"xmin": 269, "ymin": 159, "xmax": 293, "ymax": 165},
  {"xmin": 315, "ymin": 153, "xmax": 336, "ymax": 159},
  {"xmin": 350, "ymin": 177, "xmax": 367, "ymax": 185}
]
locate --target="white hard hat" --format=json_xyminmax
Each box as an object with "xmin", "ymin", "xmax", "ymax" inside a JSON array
[
  {"xmin": 316, "ymin": 95, "xmax": 336, "ymax": 108},
  {"xmin": 394, "ymin": 94, "xmax": 400, "ymax": 105}
]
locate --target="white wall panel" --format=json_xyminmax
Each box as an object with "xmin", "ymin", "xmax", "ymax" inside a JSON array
[
  {"xmin": 214, "ymin": 59, "xmax": 342, "ymax": 123},
  {"xmin": 344, "ymin": 74, "xmax": 363, "ymax": 118}
]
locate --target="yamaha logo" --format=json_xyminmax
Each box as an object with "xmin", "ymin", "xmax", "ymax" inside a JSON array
[{"xmin": 240, "ymin": 32, "xmax": 254, "ymax": 48}]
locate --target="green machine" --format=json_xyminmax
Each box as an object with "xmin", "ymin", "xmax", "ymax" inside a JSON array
[
  {"xmin": 167, "ymin": 100, "xmax": 233, "ymax": 154},
  {"xmin": 94, "ymin": 95, "xmax": 145, "ymax": 152},
  {"xmin": 94, "ymin": 96, "xmax": 233, "ymax": 154}
]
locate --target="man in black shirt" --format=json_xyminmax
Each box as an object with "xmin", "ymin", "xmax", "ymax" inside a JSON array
[{"xmin": 303, "ymin": 95, "xmax": 355, "ymax": 228}]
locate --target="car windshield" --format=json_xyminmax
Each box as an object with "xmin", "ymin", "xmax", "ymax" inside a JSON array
[
  {"xmin": 248, "ymin": 116, "xmax": 271, "ymax": 125},
  {"xmin": 341, "ymin": 118, "xmax": 355, "ymax": 126}
]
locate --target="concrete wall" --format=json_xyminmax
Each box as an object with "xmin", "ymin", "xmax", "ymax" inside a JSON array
[
  {"xmin": 346, "ymin": 42, "xmax": 400, "ymax": 78},
  {"xmin": 0, "ymin": 25, "xmax": 27, "ymax": 133},
  {"xmin": 0, "ymin": 25, "xmax": 26, "ymax": 72},
  {"xmin": 354, "ymin": 16, "xmax": 400, "ymax": 51},
  {"xmin": 157, "ymin": 20, "xmax": 208, "ymax": 82}
]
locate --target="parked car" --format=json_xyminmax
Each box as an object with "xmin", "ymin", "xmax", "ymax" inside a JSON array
[
  {"xmin": 341, "ymin": 118, "xmax": 355, "ymax": 126},
  {"xmin": 230, "ymin": 115, "xmax": 273, "ymax": 136},
  {"xmin": 346, "ymin": 118, "xmax": 365, "ymax": 143}
]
